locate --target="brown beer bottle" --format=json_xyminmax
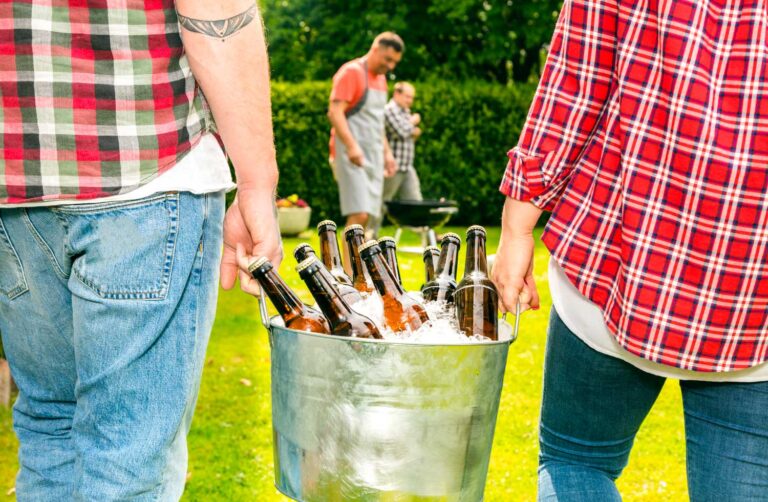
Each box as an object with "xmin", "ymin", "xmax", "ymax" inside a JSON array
[
  {"xmin": 359, "ymin": 240, "xmax": 430, "ymax": 332},
  {"xmin": 248, "ymin": 257, "xmax": 330, "ymax": 334},
  {"xmin": 343, "ymin": 224, "xmax": 375, "ymax": 294},
  {"xmin": 293, "ymin": 243, "xmax": 364, "ymax": 306},
  {"xmin": 293, "ymin": 243, "xmax": 317, "ymax": 263},
  {"xmin": 455, "ymin": 226, "xmax": 499, "ymax": 340},
  {"xmin": 377, "ymin": 237, "xmax": 402, "ymax": 286},
  {"xmin": 297, "ymin": 258, "xmax": 382, "ymax": 339},
  {"xmin": 422, "ymin": 233, "xmax": 461, "ymax": 304},
  {"xmin": 317, "ymin": 220, "xmax": 354, "ymax": 287},
  {"xmin": 421, "ymin": 245, "xmax": 440, "ymax": 291}
]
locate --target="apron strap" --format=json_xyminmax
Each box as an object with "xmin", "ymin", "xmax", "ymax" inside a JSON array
[{"xmin": 345, "ymin": 58, "xmax": 369, "ymax": 119}]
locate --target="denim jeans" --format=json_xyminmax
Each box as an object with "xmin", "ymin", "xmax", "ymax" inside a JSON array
[
  {"xmin": 0, "ymin": 191, "xmax": 224, "ymax": 501},
  {"xmin": 539, "ymin": 308, "xmax": 768, "ymax": 501}
]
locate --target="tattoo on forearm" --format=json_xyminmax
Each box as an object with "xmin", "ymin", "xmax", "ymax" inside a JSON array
[{"xmin": 178, "ymin": 5, "xmax": 257, "ymax": 41}]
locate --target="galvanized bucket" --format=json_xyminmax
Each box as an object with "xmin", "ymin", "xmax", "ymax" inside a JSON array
[{"xmin": 259, "ymin": 296, "xmax": 518, "ymax": 502}]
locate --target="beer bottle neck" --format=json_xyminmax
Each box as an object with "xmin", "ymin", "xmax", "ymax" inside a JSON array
[
  {"xmin": 319, "ymin": 228, "xmax": 344, "ymax": 271},
  {"xmin": 464, "ymin": 234, "xmax": 488, "ymax": 275},
  {"xmin": 381, "ymin": 246, "xmax": 402, "ymax": 285},
  {"xmin": 258, "ymin": 268, "xmax": 306, "ymax": 320},
  {"xmin": 304, "ymin": 269, "xmax": 355, "ymax": 322},
  {"xmin": 423, "ymin": 251, "xmax": 438, "ymax": 283},
  {"xmin": 346, "ymin": 233, "xmax": 368, "ymax": 279},
  {"xmin": 364, "ymin": 252, "xmax": 406, "ymax": 300},
  {"xmin": 437, "ymin": 242, "xmax": 460, "ymax": 280}
]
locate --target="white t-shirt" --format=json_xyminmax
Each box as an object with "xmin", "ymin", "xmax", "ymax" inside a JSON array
[
  {"xmin": 549, "ymin": 257, "xmax": 768, "ymax": 382},
  {"xmin": 0, "ymin": 134, "xmax": 236, "ymax": 208}
]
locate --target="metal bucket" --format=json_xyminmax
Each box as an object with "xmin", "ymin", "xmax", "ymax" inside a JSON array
[{"xmin": 259, "ymin": 296, "xmax": 518, "ymax": 502}]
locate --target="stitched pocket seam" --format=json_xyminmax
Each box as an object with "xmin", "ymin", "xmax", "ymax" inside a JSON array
[{"xmin": 0, "ymin": 216, "xmax": 28, "ymax": 299}]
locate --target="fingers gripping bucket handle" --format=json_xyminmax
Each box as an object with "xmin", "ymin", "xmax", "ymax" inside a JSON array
[
  {"xmin": 265, "ymin": 294, "xmax": 522, "ymax": 501},
  {"xmin": 501, "ymin": 301, "xmax": 521, "ymax": 343}
]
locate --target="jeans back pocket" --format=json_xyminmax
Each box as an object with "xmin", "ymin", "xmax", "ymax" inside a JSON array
[
  {"xmin": 0, "ymin": 215, "xmax": 29, "ymax": 299},
  {"xmin": 54, "ymin": 193, "xmax": 180, "ymax": 300}
]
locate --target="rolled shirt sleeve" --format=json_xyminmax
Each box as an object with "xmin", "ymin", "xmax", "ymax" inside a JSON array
[{"xmin": 500, "ymin": 0, "xmax": 618, "ymax": 210}]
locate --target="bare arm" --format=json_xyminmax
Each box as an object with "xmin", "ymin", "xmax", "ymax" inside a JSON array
[
  {"xmin": 176, "ymin": 0, "xmax": 281, "ymax": 292},
  {"xmin": 383, "ymin": 133, "xmax": 396, "ymax": 176},
  {"xmin": 327, "ymin": 101, "xmax": 364, "ymax": 167}
]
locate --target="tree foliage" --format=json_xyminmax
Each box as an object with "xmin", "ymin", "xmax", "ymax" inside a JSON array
[{"xmin": 261, "ymin": 0, "xmax": 562, "ymax": 83}]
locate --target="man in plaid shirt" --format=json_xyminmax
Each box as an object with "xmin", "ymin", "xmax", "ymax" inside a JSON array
[
  {"xmin": 373, "ymin": 82, "xmax": 423, "ymax": 234},
  {"xmin": 493, "ymin": 0, "xmax": 768, "ymax": 499},
  {"xmin": 384, "ymin": 82, "xmax": 423, "ymax": 200},
  {"xmin": 0, "ymin": 0, "xmax": 280, "ymax": 499}
]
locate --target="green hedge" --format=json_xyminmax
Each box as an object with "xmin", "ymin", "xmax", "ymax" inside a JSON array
[{"xmin": 270, "ymin": 80, "xmax": 536, "ymax": 225}]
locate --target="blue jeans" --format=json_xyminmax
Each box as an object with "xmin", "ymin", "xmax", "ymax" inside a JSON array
[
  {"xmin": 538, "ymin": 308, "xmax": 768, "ymax": 501},
  {"xmin": 0, "ymin": 191, "xmax": 224, "ymax": 501}
]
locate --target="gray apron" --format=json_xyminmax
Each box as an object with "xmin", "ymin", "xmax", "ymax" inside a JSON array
[{"xmin": 334, "ymin": 59, "xmax": 388, "ymax": 218}]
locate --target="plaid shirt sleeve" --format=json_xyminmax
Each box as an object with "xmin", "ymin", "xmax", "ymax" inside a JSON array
[
  {"xmin": 500, "ymin": 0, "xmax": 618, "ymax": 211},
  {"xmin": 385, "ymin": 104, "xmax": 414, "ymax": 140}
]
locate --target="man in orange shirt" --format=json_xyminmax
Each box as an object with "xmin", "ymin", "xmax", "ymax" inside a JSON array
[{"xmin": 328, "ymin": 33, "xmax": 402, "ymax": 265}]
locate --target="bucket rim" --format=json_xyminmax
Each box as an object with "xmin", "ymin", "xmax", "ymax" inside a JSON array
[{"xmin": 267, "ymin": 315, "xmax": 515, "ymax": 347}]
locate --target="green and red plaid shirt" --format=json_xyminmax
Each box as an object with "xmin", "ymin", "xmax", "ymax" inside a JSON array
[{"xmin": 0, "ymin": 0, "xmax": 211, "ymax": 204}]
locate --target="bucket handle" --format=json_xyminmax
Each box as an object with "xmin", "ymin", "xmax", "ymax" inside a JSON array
[
  {"xmin": 257, "ymin": 293, "xmax": 276, "ymax": 349},
  {"xmin": 258, "ymin": 293, "xmax": 270, "ymax": 331},
  {"xmin": 502, "ymin": 301, "xmax": 521, "ymax": 342}
]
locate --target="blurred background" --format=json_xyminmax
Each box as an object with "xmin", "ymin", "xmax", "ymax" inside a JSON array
[{"xmin": 259, "ymin": 0, "xmax": 561, "ymax": 225}]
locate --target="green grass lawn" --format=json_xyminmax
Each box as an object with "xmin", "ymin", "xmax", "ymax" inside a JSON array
[{"xmin": 0, "ymin": 226, "xmax": 687, "ymax": 500}]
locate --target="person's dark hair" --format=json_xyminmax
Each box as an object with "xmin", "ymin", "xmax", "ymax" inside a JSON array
[{"xmin": 373, "ymin": 32, "xmax": 404, "ymax": 53}]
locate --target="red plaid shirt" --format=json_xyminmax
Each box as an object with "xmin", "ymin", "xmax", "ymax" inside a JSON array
[
  {"xmin": 0, "ymin": 0, "xmax": 211, "ymax": 204},
  {"xmin": 500, "ymin": 0, "xmax": 768, "ymax": 372}
]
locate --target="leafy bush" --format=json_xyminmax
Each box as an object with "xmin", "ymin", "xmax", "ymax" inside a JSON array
[{"xmin": 270, "ymin": 80, "xmax": 537, "ymax": 225}]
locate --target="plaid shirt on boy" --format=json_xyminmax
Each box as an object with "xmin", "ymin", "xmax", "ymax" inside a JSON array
[
  {"xmin": 500, "ymin": 0, "xmax": 768, "ymax": 372},
  {"xmin": 385, "ymin": 99, "xmax": 415, "ymax": 172},
  {"xmin": 0, "ymin": 1, "xmax": 211, "ymax": 204}
]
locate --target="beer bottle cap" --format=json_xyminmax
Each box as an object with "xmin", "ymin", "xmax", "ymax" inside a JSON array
[
  {"xmin": 247, "ymin": 256, "xmax": 270, "ymax": 274},
  {"xmin": 317, "ymin": 220, "xmax": 337, "ymax": 231},
  {"xmin": 358, "ymin": 240, "xmax": 381, "ymax": 259},
  {"xmin": 344, "ymin": 223, "xmax": 365, "ymax": 234},
  {"xmin": 466, "ymin": 225, "xmax": 487, "ymax": 236},
  {"xmin": 295, "ymin": 256, "xmax": 320, "ymax": 274},
  {"xmin": 377, "ymin": 236, "xmax": 396, "ymax": 247},
  {"xmin": 293, "ymin": 243, "xmax": 315, "ymax": 261},
  {"xmin": 423, "ymin": 245, "xmax": 440, "ymax": 256},
  {"xmin": 441, "ymin": 232, "xmax": 461, "ymax": 244}
]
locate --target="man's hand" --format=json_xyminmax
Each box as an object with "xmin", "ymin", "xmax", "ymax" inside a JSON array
[
  {"xmin": 347, "ymin": 142, "xmax": 366, "ymax": 167},
  {"xmin": 410, "ymin": 113, "xmax": 421, "ymax": 126},
  {"xmin": 412, "ymin": 126, "xmax": 422, "ymax": 140},
  {"xmin": 384, "ymin": 151, "xmax": 397, "ymax": 177},
  {"xmin": 220, "ymin": 188, "xmax": 282, "ymax": 293},
  {"xmin": 491, "ymin": 198, "xmax": 543, "ymax": 314}
]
